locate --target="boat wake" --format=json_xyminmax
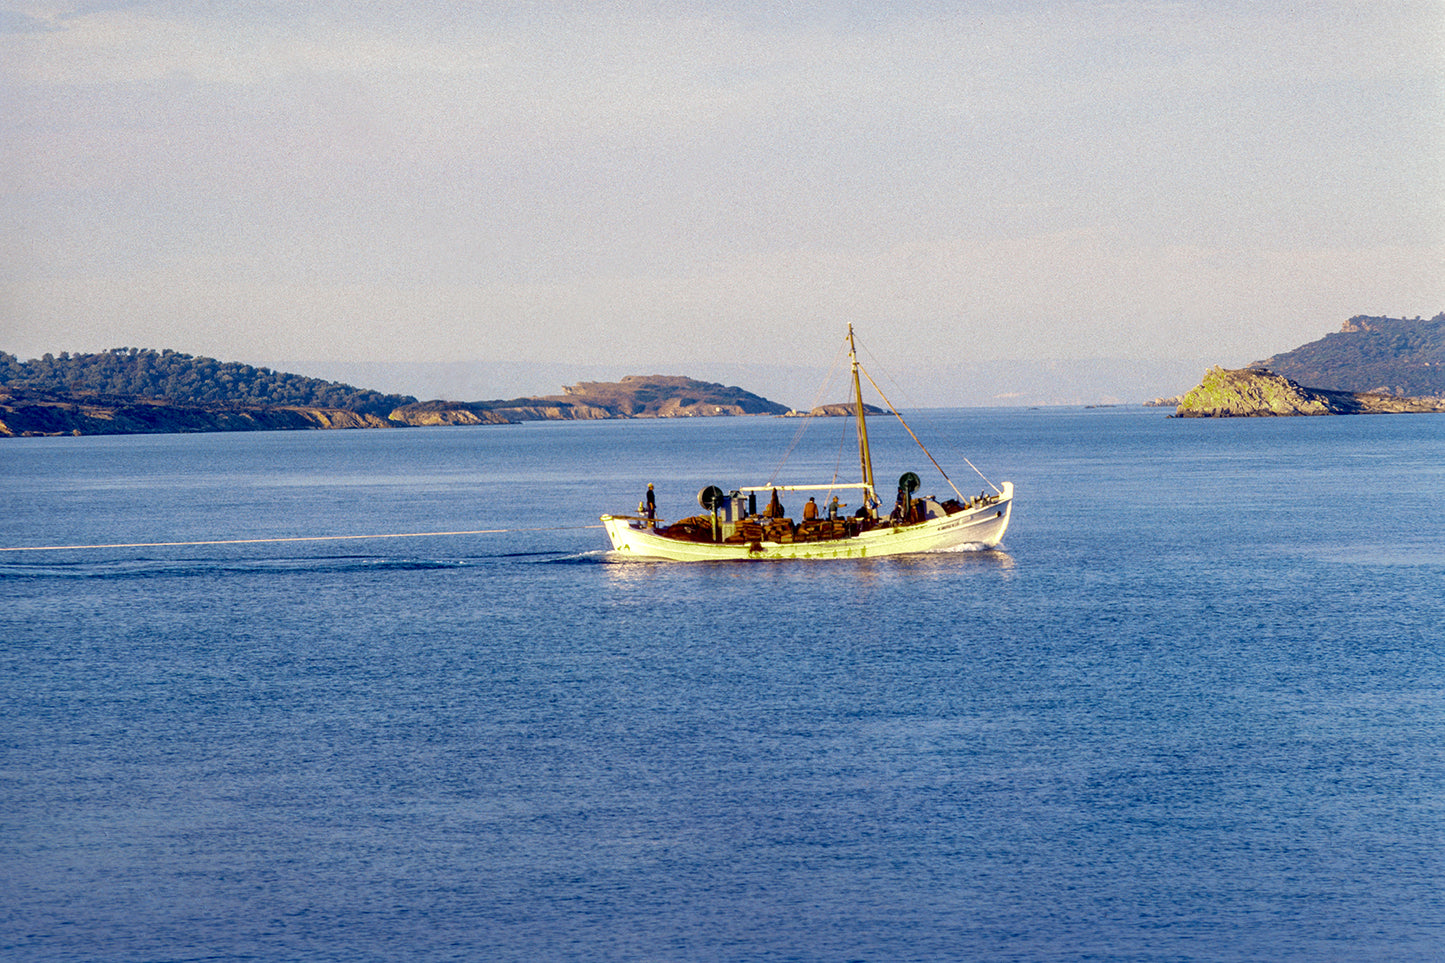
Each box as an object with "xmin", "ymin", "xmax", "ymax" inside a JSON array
[
  {"xmin": 542, "ymin": 549, "xmax": 615, "ymax": 565},
  {"xmin": 0, "ymin": 555, "xmax": 476, "ymax": 581}
]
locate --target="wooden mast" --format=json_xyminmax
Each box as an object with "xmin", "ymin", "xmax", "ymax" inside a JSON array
[{"xmin": 848, "ymin": 324, "xmax": 876, "ymax": 499}]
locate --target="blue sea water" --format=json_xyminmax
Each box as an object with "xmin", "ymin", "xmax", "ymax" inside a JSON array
[{"xmin": 2, "ymin": 408, "xmax": 1442, "ymax": 962}]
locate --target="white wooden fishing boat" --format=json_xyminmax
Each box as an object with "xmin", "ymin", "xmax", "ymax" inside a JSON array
[{"xmin": 601, "ymin": 326, "xmax": 1013, "ymax": 561}]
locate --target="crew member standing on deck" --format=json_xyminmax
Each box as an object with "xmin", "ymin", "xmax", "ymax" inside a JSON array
[
  {"xmin": 803, "ymin": 497, "xmax": 818, "ymax": 521},
  {"xmin": 644, "ymin": 483, "xmax": 656, "ymax": 527},
  {"xmin": 892, "ymin": 485, "xmax": 910, "ymax": 523}
]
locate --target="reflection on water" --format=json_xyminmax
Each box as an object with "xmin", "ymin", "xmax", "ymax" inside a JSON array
[{"xmin": 600, "ymin": 545, "xmax": 1018, "ymax": 598}]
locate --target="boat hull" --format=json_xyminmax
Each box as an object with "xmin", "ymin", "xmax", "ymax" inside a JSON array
[{"xmin": 603, "ymin": 482, "xmax": 1013, "ymax": 561}]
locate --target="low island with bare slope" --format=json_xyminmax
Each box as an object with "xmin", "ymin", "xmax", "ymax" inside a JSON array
[{"xmin": 388, "ymin": 375, "xmax": 788, "ymax": 426}]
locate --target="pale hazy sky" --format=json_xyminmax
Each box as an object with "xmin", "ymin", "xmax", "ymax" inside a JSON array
[{"xmin": 3, "ymin": 1, "xmax": 1442, "ymax": 392}]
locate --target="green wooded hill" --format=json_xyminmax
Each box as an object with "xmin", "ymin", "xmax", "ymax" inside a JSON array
[
  {"xmin": 1251, "ymin": 314, "xmax": 1445, "ymax": 397},
  {"xmin": 0, "ymin": 348, "xmax": 416, "ymax": 418}
]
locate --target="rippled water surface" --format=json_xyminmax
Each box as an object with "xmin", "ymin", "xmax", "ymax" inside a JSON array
[{"xmin": 3, "ymin": 409, "xmax": 1442, "ymax": 961}]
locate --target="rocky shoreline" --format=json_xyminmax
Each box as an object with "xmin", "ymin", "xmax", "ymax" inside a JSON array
[{"xmin": 0, "ymin": 389, "xmax": 395, "ymax": 437}]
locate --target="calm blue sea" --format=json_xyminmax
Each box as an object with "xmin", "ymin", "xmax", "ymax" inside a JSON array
[{"xmin": 2, "ymin": 408, "xmax": 1442, "ymax": 962}]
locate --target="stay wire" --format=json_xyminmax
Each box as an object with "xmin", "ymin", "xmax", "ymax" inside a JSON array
[
  {"xmin": 765, "ymin": 337, "xmax": 850, "ymax": 488},
  {"xmin": 854, "ymin": 337, "xmax": 1000, "ymax": 496}
]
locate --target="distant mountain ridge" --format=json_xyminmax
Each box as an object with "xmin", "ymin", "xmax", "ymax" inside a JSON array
[{"xmin": 1250, "ymin": 313, "xmax": 1445, "ymax": 397}]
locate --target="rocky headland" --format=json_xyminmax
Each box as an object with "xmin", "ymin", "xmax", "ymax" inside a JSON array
[{"xmin": 1174, "ymin": 366, "xmax": 1445, "ymax": 417}]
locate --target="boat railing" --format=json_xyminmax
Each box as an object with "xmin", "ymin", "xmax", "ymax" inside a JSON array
[{"xmin": 602, "ymin": 513, "xmax": 665, "ymax": 527}]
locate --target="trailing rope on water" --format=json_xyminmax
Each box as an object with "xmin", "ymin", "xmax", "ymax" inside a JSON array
[{"xmin": 0, "ymin": 525, "xmax": 606, "ymax": 552}]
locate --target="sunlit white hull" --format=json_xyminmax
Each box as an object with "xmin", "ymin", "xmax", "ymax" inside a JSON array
[{"xmin": 603, "ymin": 482, "xmax": 1012, "ymax": 562}]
